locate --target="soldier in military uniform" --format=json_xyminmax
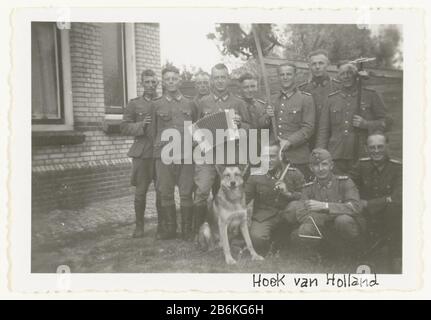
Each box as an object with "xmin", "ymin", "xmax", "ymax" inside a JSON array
[
  {"xmin": 152, "ymin": 65, "xmax": 197, "ymax": 240},
  {"xmin": 316, "ymin": 62, "xmax": 389, "ymax": 175},
  {"xmin": 298, "ymin": 49, "xmax": 340, "ymax": 150},
  {"xmin": 285, "ymin": 148, "xmax": 364, "ymax": 256},
  {"xmin": 121, "ymin": 69, "xmax": 161, "ymax": 238},
  {"xmin": 265, "ymin": 62, "xmax": 316, "ymax": 181},
  {"xmin": 245, "ymin": 142, "xmax": 305, "ymax": 255},
  {"xmin": 193, "ymin": 70, "xmax": 211, "ymax": 104},
  {"xmin": 193, "ymin": 63, "xmax": 252, "ymax": 239},
  {"xmin": 237, "ymin": 72, "xmax": 268, "ymax": 129},
  {"xmin": 349, "ymin": 132, "xmax": 402, "ymax": 272}
]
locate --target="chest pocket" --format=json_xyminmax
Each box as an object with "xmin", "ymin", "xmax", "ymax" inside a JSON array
[
  {"xmin": 287, "ymin": 108, "xmax": 302, "ymax": 124},
  {"xmin": 180, "ymin": 109, "xmax": 192, "ymax": 121},
  {"xmin": 330, "ymin": 107, "xmax": 342, "ymax": 124},
  {"xmin": 157, "ymin": 110, "xmax": 172, "ymax": 125},
  {"xmin": 359, "ymin": 102, "xmax": 373, "ymax": 118},
  {"xmin": 256, "ymin": 183, "xmax": 275, "ymax": 201}
]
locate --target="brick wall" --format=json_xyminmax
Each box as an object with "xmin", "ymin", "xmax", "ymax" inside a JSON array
[{"xmin": 32, "ymin": 22, "xmax": 161, "ymax": 212}]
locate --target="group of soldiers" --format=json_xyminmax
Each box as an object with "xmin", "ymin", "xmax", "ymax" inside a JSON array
[{"xmin": 121, "ymin": 49, "xmax": 402, "ymax": 272}]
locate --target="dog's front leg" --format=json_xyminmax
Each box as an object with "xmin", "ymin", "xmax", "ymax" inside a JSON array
[
  {"xmin": 218, "ymin": 218, "xmax": 236, "ymax": 265},
  {"xmin": 240, "ymin": 219, "xmax": 264, "ymax": 261}
]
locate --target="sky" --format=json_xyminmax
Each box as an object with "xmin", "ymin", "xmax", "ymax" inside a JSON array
[{"xmin": 160, "ymin": 22, "xmax": 244, "ymax": 72}]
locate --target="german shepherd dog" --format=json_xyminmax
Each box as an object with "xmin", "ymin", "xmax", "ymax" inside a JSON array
[{"xmin": 198, "ymin": 165, "xmax": 264, "ymax": 265}]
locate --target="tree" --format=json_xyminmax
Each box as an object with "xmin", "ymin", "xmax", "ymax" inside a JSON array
[
  {"xmin": 207, "ymin": 24, "xmax": 281, "ymax": 59},
  {"xmin": 208, "ymin": 23, "xmax": 402, "ymax": 69}
]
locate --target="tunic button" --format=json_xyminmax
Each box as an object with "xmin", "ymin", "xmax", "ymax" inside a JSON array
[
  {"xmin": 278, "ymin": 125, "xmax": 282, "ymax": 128},
  {"xmin": 281, "ymin": 110, "xmax": 284, "ymax": 113},
  {"xmin": 345, "ymin": 121, "xmax": 349, "ymax": 124},
  {"xmin": 279, "ymin": 118, "xmax": 282, "ymax": 121},
  {"xmin": 278, "ymin": 132, "xmax": 282, "ymax": 136}
]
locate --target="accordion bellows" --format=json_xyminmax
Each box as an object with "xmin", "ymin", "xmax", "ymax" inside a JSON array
[{"xmin": 191, "ymin": 110, "xmax": 240, "ymax": 150}]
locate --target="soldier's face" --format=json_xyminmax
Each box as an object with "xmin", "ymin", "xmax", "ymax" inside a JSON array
[
  {"xmin": 263, "ymin": 146, "xmax": 281, "ymax": 171},
  {"xmin": 278, "ymin": 65, "xmax": 296, "ymax": 90},
  {"xmin": 262, "ymin": 146, "xmax": 281, "ymax": 171},
  {"xmin": 195, "ymin": 75, "xmax": 210, "ymax": 96},
  {"xmin": 338, "ymin": 64, "xmax": 357, "ymax": 88},
  {"xmin": 367, "ymin": 135, "xmax": 388, "ymax": 161},
  {"xmin": 142, "ymin": 76, "xmax": 158, "ymax": 95},
  {"xmin": 163, "ymin": 71, "xmax": 181, "ymax": 93},
  {"xmin": 240, "ymin": 79, "xmax": 258, "ymax": 99},
  {"xmin": 211, "ymin": 68, "xmax": 229, "ymax": 93},
  {"xmin": 309, "ymin": 54, "xmax": 329, "ymax": 77},
  {"xmin": 310, "ymin": 159, "xmax": 333, "ymax": 180}
]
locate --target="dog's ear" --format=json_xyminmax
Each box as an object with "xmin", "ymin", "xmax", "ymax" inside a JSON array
[{"xmin": 214, "ymin": 164, "xmax": 225, "ymax": 177}]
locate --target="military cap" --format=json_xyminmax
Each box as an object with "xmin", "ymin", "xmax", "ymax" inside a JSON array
[{"xmin": 309, "ymin": 148, "xmax": 332, "ymax": 164}]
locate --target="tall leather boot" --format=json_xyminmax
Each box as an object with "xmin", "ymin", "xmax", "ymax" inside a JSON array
[
  {"xmin": 181, "ymin": 206, "xmax": 193, "ymax": 241},
  {"xmin": 132, "ymin": 199, "xmax": 146, "ymax": 238},
  {"xmin": 162, "ymin": 205, "xmax": 177, "ymax": 240},
  {"xmin": 192, "ymin": 204, "xmax": 207, "ymax": 239}
]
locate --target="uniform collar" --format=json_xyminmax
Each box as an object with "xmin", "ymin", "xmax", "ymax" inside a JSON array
[
  {"xmin": 165, "ymin": 92, "xmax": 183, "ymax": 102},
  {"xmin": 340, "ymin": 88, "xmax": 358, "ymax": 98},
  {"xmin": 311, "ymin": 75, "xmax": 330, "ymax": 87},
  {"xmin": 280, "ymin": 87, "xmax": 297, "ymax": 100},
  {"xmin": 316, "ymin": 174, "xmax": 335, "ymax": 188},
  {"xmin": 266, "ymin": 167, "xmax": 282, "ymax": 180},
  {"xmin": 371, "ymin": 156, "xmax": 390, "ymax": 172},
  {"xmin": 143, "ymin": 93, "xmax": 154, "ymax": 102},
  {"xmin": 213, "ymin": 91, "xmax": 230, "ymax": 102}
]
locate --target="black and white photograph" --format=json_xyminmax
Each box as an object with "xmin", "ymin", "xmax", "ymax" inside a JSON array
[{"xmin": 6, "ymin": 6, "xmax": 426, "ymax": 294}]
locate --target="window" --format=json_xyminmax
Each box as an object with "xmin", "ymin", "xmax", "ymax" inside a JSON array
[
  {"xmin": 32, "ymin": 22, "xmax": 64, "ymax": 124},
  {"xmin": 101, "ymin": 23, "xmax": 128, "ymax": 114},
  {"xmin": 32, "ymin": 22, "xmax": 73, "ymax": 131}
]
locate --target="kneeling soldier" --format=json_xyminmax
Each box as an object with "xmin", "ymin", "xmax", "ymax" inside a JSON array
[
  {"xmin": 349, "ymin": 132, "xmax": 402, "ymax": 272},
  {"xmin": 245, "ymin": 142, "xmax": 305, "ymax": 255},
  {"xmin": 285, "ymin": 148, "xmax": 364, "ymax": 257}
]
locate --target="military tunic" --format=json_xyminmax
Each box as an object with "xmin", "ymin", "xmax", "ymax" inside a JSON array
[
  {"xmin": 151, "ymin": 93, "xmax": 197, "ymax": 207},
  {"xmin": 349, "ymin": 157, "xmax": 402, "ymax": 257},
  {"xmin": 245, "ymin": 166, "xmax": 305, "ymax": 253},
  {"xmin": 316, "ymin": 88, "xmax": 388, "ymax": 162},
  {"xmin": 298, "ymin": 76, "xmax": 340, "ymax": 149},
  {"xmin": 286, "ymin": 174, "xmax": 364, "ymax": 243},
  {"xmin": 270, "ymin": 88, "xmax": 315, "ymax": 165},
  {"xmin": 121, "ymin": 95, "xmax": 156, "ymax": 194},
  {"xmin": 193, "ymin": 92, "xmax": 252, "ymax": 206}
]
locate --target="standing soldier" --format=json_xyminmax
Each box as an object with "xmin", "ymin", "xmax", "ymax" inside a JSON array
[
  {"xmin": 193, "ymin": 63, "xmax": 252, "ymax": 238},
  {"xmin": 121, "ymin": 69, "xmax": 161, "ymax": 238},
  {"xmin": 193, "ymin": 70, "xmax": 211, "ymax": 104},
  {"xmin": 237, "ymin": 72, "xmax": 268, "ymax": 129},
  {"xmin": 245, "ymin": 142, "xmax": 305, "ymax": 255},
  {"xmin": 316, "ymin": 61, "xmax": 389, "ymax": 174},
  {"xmin": 298, "ymin": 49, "xmax": 340, "ymax": 149},
  {"xmin": 349, "ymin": 132, "xmax": 402, "ymax": 272},
  {"xmin": 264, "ymin": 62, "xmax": 315, "ymax": 181},
  {"xmin": 152, "ymin": 66, "xmax": 197, "ymax": 240},
  {"xmin": 285, "ymin": 148, "xmax": 364, "ymax": 257}
]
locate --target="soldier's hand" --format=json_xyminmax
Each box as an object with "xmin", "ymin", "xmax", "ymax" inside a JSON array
[
  {"xmin": 143, "ymin": 115, "xmax": 152, "ymax": 126},
  {"xmin": 274, "ymin": 181, "xmax": 287, "ymax": 193},
  {"xmin": 304, "ymin": 200, "xmax": 328, "ymax": 212},
  {"xmin": 233, "ymin": 113, "xmax": 242, "ymax": 126},
  {"xmin": 265, "ymin": 105, "xmax": 275, "ymax": 117},
  {"xmin": 358, "ymin": 70, "xmax": 369, "ymax": 78},
  {"xmin": 360, "ymin": 199, "xmax": 368, "ymax": 209},
  {"xmin": 352, "ymin": 115, "xmax": 367, "ymax": 128}
]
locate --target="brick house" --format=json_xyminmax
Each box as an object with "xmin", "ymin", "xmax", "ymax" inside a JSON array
[{"xmin": 31, "ymin": 22, "xmax": 161, "ymax": 212}]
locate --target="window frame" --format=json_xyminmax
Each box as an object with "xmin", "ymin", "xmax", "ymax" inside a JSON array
[{"xmin": 32, "ymin": 23, "xmax": 73, "ymax": 132}]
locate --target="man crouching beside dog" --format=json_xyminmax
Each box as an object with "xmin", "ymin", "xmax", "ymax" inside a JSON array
[{"xmin": 245, "ymin": 142, "xmax": 305, "ymax": 255}]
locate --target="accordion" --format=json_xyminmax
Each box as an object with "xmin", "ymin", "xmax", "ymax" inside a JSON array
[{"xmin": 191, "ymin": 109, "xmax": 240, "ymax": 150}]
